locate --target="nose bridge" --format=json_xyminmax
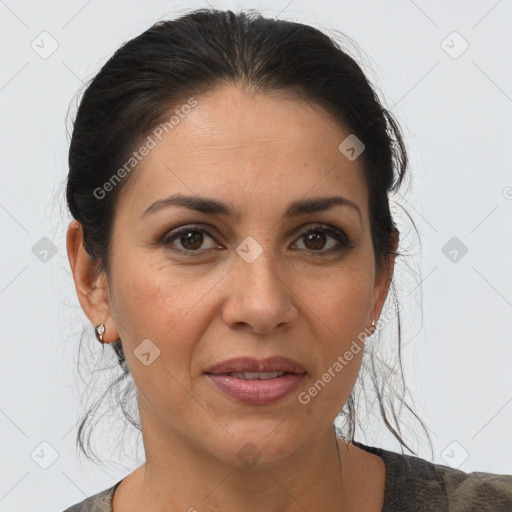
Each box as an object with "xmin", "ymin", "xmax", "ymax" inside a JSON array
[
  {"xmin": 222, "ymin": 235, "xmax": 297, "ymax": 332},
  {"xmin": 235, "ymin": 235, "xmax": 285, "ymax": 298}
]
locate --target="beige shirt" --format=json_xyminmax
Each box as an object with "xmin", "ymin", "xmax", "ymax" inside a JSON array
[{"xmin": 62, "ymin": 441, "xmax": 512, "ymax": 511}]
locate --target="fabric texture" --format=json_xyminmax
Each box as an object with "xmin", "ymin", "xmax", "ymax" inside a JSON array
[{"xmin": 61, "ymin": 440, "xmax": 512, "ymax": 511}]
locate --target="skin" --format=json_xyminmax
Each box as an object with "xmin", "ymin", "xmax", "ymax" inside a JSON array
[{"xmin": 67, "ymin": 85, "xmax": 398, "ymax": 511}]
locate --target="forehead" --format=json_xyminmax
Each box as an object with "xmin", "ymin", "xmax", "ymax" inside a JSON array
[{"xmin": 116, "ymin": 85, "xmax": 369, "ymax": 221}]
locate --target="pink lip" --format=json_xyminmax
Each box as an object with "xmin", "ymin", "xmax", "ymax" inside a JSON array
[
  {"xmin": 205, "ymin": 356, "xmax": 306, "ymax": 375},
  {"xmin": 206, "ymin": 373, "xmax": 306, "ymax": 405},
  {"xmin": 204, "ymin": 356, "xmax": 307, "ymax": 405}
]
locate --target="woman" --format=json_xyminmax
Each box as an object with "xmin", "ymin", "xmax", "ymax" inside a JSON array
[{"xmin": 62, "ymin": 8, "xmax": 512, "ymax": 511}]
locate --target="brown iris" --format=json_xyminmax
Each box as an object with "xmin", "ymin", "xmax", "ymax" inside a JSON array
[
  {"xmin": 179, "ymin": 230, "xmax": 204, "ymax": 250},
  {"xmin": 303, "ymin": 231, "xmax": 326, "ymax": 250}
]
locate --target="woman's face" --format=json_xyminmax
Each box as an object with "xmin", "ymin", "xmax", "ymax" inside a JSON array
[{"xmin": 71, "ymin": 85, "xmax": 395, "ymax": 468}]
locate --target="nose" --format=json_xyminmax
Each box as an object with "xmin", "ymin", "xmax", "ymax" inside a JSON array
[{"xmin": 221, "ymin": 247, "xmax": 299, "ymax": 335}]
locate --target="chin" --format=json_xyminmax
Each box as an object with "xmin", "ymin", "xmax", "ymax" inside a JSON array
[{"xmin": 207, "ymin": 426, "xmax": 306, "ymax": 470}]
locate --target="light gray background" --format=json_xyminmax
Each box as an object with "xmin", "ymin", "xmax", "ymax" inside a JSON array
[{"xmin": 1, "ymin": 1, "xmax": 511, "ymax": 510}]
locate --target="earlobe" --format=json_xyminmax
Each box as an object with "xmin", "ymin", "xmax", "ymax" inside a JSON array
[{"xmin": 66, "ymin": 220, "xmax": 119, "ymax": 342}]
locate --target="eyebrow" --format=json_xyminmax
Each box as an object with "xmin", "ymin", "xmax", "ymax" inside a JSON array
[{"xmin": 141, "ymin": 194, "xmax": 362, "ymax": 224}]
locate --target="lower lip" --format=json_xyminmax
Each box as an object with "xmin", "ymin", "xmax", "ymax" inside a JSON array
[{"xmin": 205, "ymin": 373, "xmax": 306, "ymax": 405}]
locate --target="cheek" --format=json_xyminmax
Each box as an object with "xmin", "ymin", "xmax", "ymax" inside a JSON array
[
  {"xmin": 302, "ymin": 262, "xmax": 374, "ymax": 335},
  {"xmin": 110, "ymin": 263, "xmax": 211, "ymax": 421},
  {"xmin": 110, "ymin": 256, "xmax": 226, "ymax": 381},
  {"xmin": 301, "ymin": 263, "xmax": 373, "ymax": 392},
  {"xmin": 112, "ymin": 253, "xmax": 214, "ymax": 338},
  {"xmin": 298, "ymin": 277, "xmax": 371, "ymax": 425}
]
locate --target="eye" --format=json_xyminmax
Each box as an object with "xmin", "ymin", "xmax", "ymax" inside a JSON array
[
  {"xmin": 161, "ymin": 223, "xmax": 352, "ymax": 256},
  {"xmin": 292, "ymin": 224, "xmax": 352, "ymax": 256},
  {"xmin": 162, "ymin": 225, "xmax": 221, "ymax": 253}
]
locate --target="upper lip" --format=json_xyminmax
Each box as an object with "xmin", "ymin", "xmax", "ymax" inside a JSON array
[{"xmin": 205, "ymin": 356, "xmax": 306, "ymax": 375}]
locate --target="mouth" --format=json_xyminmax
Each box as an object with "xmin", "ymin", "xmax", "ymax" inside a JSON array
[
  {"xmin": 205, "ymin": 355, "xmax": 306, "ymax": 377},
  {"xmin": 204, "ymin": 356, "xmax": 306, "ymax": 405}
]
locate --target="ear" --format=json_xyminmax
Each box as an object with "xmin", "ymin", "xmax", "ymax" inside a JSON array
[
  {"xmin": 66, "ymin": 220, "xmax": 120, "ymax": 343},
  {"xmin": 369, "ymin": 229, "xmax": 399, "ymax": 326}
]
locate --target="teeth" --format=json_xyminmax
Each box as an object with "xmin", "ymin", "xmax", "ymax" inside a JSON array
[{"xmin": 230, "ymin": 371, "xmax": 286, "ymax": 380}]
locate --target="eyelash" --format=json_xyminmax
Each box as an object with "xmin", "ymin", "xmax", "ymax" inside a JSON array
[{"xmin": 161, "ymin": 224, "xmax": 353, "ymax": 257}]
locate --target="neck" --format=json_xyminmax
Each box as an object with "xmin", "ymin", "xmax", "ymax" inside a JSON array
[{"xmin": 114, "ymin": 417, "xmax": 362, "ymax": 511}]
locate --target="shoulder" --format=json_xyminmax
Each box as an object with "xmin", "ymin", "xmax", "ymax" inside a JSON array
[
  {"xmin": 352, "ymin": 440, "xmax": 512, "ymax": 511},
  {"xmin": 61, "ymin": 480, "xmax": 121, "ymax": 512}
]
